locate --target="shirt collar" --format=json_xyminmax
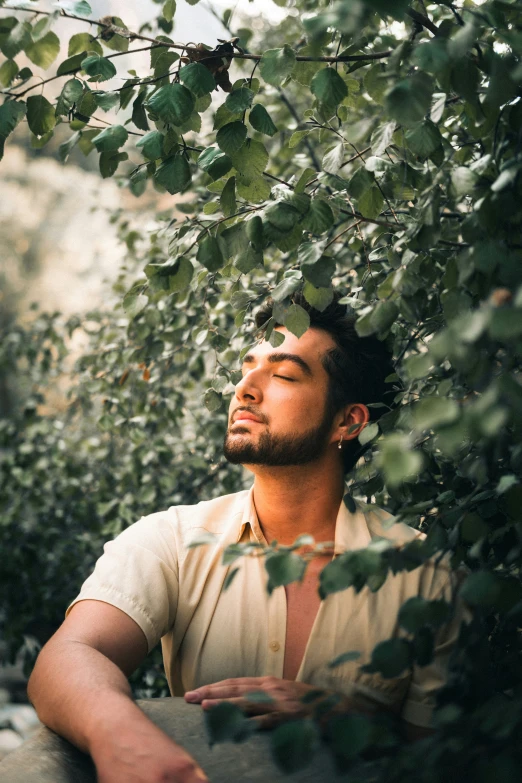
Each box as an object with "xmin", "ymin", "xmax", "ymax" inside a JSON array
[{"xmin": 237, "ymin": 485, "xmax": 372, "ymax": 553}]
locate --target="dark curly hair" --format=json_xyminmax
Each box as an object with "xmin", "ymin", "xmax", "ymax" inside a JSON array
[{"xmin": 255, "ymin": 292, "xmax": 396, "ymax": 473}]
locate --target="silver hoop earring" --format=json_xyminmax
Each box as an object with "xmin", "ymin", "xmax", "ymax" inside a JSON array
[{"xmin": 338, "ymin": 435, "xmax": 343, "ymax": 450}]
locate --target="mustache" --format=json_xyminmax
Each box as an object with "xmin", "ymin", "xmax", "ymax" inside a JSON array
[{"xmin": 230, "ymin": 406, "xmax": 269, "ymax": 425}]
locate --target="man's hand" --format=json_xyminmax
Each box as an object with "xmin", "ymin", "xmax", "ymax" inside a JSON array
[
  {"xmin": 184, "ymin": 676, "xmax": 337, "ymax": 729},
  {"xmin": 90, "ymin": 720, "xmax": 209, "ymax": 783}
]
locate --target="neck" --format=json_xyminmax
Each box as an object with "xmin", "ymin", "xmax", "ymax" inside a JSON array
[{"xmin": 248, "ymin": 457, "xmax": 345, "ymax": 546}]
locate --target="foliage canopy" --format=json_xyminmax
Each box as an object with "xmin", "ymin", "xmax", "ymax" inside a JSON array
[{"xmin": 1, "ymin": 0, "xmax": 522, "ymax": 778}]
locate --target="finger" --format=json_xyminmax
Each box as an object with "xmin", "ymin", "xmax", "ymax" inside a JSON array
[{"xmin": 186, "ymin": 678, "xmax": 263, "ymax": 703}]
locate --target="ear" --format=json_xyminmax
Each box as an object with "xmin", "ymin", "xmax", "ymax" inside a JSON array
[{"xmin": 332, "ymin": 403, "xmax": 370, "ymax": 444}]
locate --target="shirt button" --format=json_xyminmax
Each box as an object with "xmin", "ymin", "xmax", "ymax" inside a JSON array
[{"xmin": 269, "ymin": 641, "xmax": 280, "ymax": 652}]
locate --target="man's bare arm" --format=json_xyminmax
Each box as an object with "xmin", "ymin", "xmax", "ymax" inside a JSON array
[{"xmin": 28, "ymin": 600, "xmax": 208, "ymax": 783}]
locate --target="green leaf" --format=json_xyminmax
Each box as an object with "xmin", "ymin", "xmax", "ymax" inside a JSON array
[
  {"xmin": 236, "ymin": 244, "xmax": 263, "ymax": 273},
  {"xmin": 460, "ymin": 571, "xmax": 502, "ymax": 608},
  {"xmin": 0, "ymin": 20, "xmax": 31, "ymax": 59},
  {"xmin": 322, "ymin": 142, "xmax": 344, "ymax": 175},
  {"xmin": 249, "ymin": 103, "xmax": 277, "ymax": 136},
  {"xmin": 358, "ymin": 422, "xmax": 379, "ymax": 446},
  {"xmin": 26, "ymin": 94, "xmax": 55, "ymax": 137},
  {"xmin": 311, "ymin": 67, "xmax": 348, "ymax": 109},
  {"xmin": 216, "ymin": 121, "xmax": 247, "ymax": 155},
  {"xmin": 197, "ymin": 146, "xmax": 232, "ymax": 181},
  {"xmin": 147, "ymin": 255, "xmax": 194, "ymax": 291},
  {"xmin": 204, "ymin": 388, "xmax": 222, "ymax": 412},
  {"xmin": 81, "ymin": 53, "xmax": 117, "ymax": 82},
  {"xmin": 329, "ymin": 714, "xmax": 372, "ymax": 762},
  {"xmin": 414, "ymin": 397, "xmax": 459, "ymax": 430},
  {"xmin": 284, "ymin": 304, "xmax": 310, "ymax": 339},
  {"xmin": 225, "ymin": 87, "xmax": 254, "ymax": 114},
  {"xmin": 0, "ymin": 99, "xmax": 26, "ymax": 139},
  {"xmin": 271, "ymin": 720, "xmax": 318, "ymax": 774},
  {"xmin": 230, "ymin": 139, "xmax": 268, "ymax": 185},
  {"xmin": 245, "ymin": 215, "xmax": 264, "ymax": 250},
  {"xmin": 380, "ymin": 433, "xmax": 424, "ymax": 487},
  {"xmin": 92, "ymin": 124, "xmax": 128, "ymax": 152},
  {"xmin": 136, "ymin": 130, "xmax": 164, "ymax": 160},
  {"xmin": 162, "ymin": 0, "xmax": 176, "ymax": 22},
  {"xmin": 259, "ymin": 45, "xmax": 296, "ymax": 87},
  {"xmin": 25, "ymin": 31, "xmax": 60, "ymax": 69},
  {"xmin": 302, "ymin": 281, "xmax": 333, "ymax": 312},
  {"xmin": 294, "ymin": 166, "xmax": 316, "ymax": 194},
  {"xmin": 398, "ymin": 597, "xmax": 452, "ymax": 633},
  {"xmin": 302, "ymin": 199, "xmax": 334, "ymax": 234},
  {"xmin": 362, "ymin": 638, "xmax": 413, "ymax": 679},
  {"xmin": 327, "ymin": 650, "xmax": 361, "ymax": 669},
  {"xmin": 451, "ymin": 166, "xmax": 478, "ymax": 198},
  {"xmin": 450, "ymin": 58, "xmax": 479, "ymax": 103},
  {"xmin": 265, "ymin": 551, "xmax": 306, "ymax": 593},
  {"xmin": 289, "ymin": 129, "xmax": 310, "ymax": 149},
  {"xmin": 93, "ymin": 91, "xmax": 120, "ymax": 112},
  {"xmin": 56, "ymin": 1, "xmax": 92, "ymax": 14},
  {"xmin": 385, "ymin": 72, "xmax": 434, "ymax": 126},
  {"xmin": 0, "ymin": 59, "xmax": 19, "ymax": 88},
  {"xmin": 265, "ymin": 201, "xmax": 301, "ymax": 232},
  {"xmin": 146, "ymin": 83, "xmax": 195, "ymax": 125},
  {"xmin": 301, "ymin": 255, "xmax": 336, "ymax": 289},
  {"xmin": 205, "ymin": 702, "xmax": 250, "ymax": 746},
  {"xmin": 348, "ymin": 166, "xmax": 374, "ymax": 198},
  {"xmin": 68, "ymin": 32, "xmax": 102, "ymax": 57},
  {"xmin": 197, "ymin": 235, "xmax": 224, "ymax": 272},
  {"xmin": 371, "ymin": 121, "xmax": 395, "ymax": 156},
  {"xmin": 99, "ymin": 150, "xmax": 127, "ymax": 178},
  {"xmin": 363, "ymin": 0, "xmax": 411, "ymax": 19},
  {"xmin": 364, "ymin": 64, "xmax": 389, "ymax": 104},
  {"xmin": 220, "ymin": 176, "xmax": 236, "ymax": 217},
  {"xmin": 57, "ymin": 52, "xmax": 86, "ymax": 77},
  {"xmin": 179, "ymin": 62, "xmax": 216, "ymax": 97},
  {"xmin": 236, "ymin": 176, "xmax": 271, "ymax": 202},
  {"xmin": 123, "ymin": 292, "xmax": 148, "ymax": 319},
  {"xmin": 405, "ymin": 120, "xmax": 442, "ymax": 158},
  {"xmin": 58, "ymin": 130, "xmax": 81, "ymax": 162},
  {"xmin": 358, "ymin": 186, "xmax": 383, "ymax": 219},
  {"xmin": 131, "ymin": 92, "xmax": 149, "ymax": 132},
  {"xmin": 154, "ymin": 153, "xmax": 191, "ymax": 194}
]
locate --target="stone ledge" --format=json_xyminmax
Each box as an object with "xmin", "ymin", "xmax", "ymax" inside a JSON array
[{"xmin": 0, "ymin": 697, "xmax": 347, "ymax": 782}]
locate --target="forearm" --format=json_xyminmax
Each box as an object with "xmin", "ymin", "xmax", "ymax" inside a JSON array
[{"xmin": 28, "ymin": 638, "xmax": 152, "ymax": 754}]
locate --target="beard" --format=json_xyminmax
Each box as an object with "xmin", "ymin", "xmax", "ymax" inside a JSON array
[{"xmin": 223, "ymin": 406, "xmax": 335, "ymax": 467}]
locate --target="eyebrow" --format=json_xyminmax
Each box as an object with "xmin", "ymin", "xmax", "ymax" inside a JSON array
[{"xmin": 242, "ymin": 352, "xmax": 313, "ymax": 377}]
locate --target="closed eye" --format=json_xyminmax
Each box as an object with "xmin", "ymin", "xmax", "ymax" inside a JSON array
[{"xmin": 274, "ymin": 375, "xmax": 295, "ymax": 381}]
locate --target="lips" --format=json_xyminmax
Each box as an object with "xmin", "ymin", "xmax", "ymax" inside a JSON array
[{"xmin": 232, "ymin": 411, "xmax": 264, "ymax": 424}]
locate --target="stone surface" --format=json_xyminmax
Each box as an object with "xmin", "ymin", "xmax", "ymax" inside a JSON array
[
  {"xmin": 0, "ymin": 697, "xmax": 342, "ymax": 782},
  {"xmin": 0, "ymin": 729, "xmax": 24, "ymax": 760}
]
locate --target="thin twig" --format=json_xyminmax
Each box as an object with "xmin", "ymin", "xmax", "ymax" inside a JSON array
[{"xmin": 325, "ymin": 220, "xmax": 363, "ymax": 249}]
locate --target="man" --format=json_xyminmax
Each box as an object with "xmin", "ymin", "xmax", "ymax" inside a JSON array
[{"xmin": 28, "ymin": 295, "xmax": 463, "ymax": 783}]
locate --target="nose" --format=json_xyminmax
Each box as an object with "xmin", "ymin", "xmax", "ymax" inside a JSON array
[{"xmin": 234, "ymin": 370, "xmax": 263, "ymax": 404}]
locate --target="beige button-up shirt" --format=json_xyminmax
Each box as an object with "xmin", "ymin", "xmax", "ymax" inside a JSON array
[{"xmin": 68, "ymin": 487, "xmax": 465, "ymax": 728}]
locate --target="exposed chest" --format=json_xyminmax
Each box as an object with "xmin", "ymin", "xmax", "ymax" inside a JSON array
[{"xmin": 283, "ymin": 554, "xmax": 332, "ymax": 680}]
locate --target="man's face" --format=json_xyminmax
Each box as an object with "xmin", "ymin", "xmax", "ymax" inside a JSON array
[{"xmin": 223, "ymin": 326, "xmax": 338, "ymax": 467}]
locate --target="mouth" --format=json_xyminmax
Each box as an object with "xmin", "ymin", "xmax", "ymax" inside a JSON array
[{"xmin": 231, "ymin": 412, "xmax": 264, "ymax": 425}]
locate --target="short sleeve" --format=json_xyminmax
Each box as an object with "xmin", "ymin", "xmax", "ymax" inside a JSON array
[
  {"xmin": 66, "ymin": 512, "xmax": 179, "ymax": 653},
  {"xmin": 401, "ymin": 566, "xmax": 471, "ymax": 728}
]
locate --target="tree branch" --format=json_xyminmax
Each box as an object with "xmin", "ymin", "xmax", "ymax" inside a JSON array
[
  {"xmin": 3, "ymin": 5, "xmax": 392, "ymax": 63},
  {"xmin": 405, "ymin": 8, "xmax": 441, "ymax": 37}
]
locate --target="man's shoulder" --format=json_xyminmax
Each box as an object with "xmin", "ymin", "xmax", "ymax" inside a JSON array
[{"xmin": 140, "ymin": 488, "xmax": 250, "ymax": 542}]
